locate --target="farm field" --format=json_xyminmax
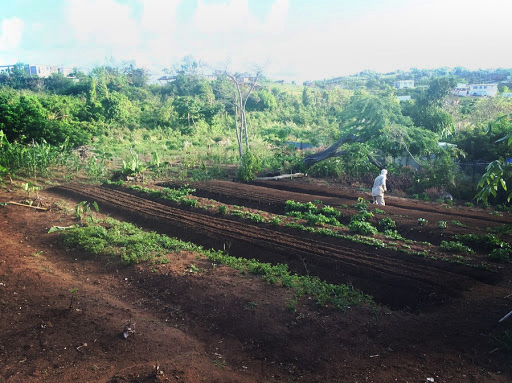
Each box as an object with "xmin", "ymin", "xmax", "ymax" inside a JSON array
[{"xmin": 1, "ymin": 177, "xmax": 512, "ymax": 382}]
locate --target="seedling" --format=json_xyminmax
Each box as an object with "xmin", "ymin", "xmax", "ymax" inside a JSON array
[
  {"xmin": 74, "ymin": 201, "xmax": 99, "ymax": 221},
  {"xmin": 22, "ymin": 181, "xmax": 41, "ymax": 199},
  {"xmin": 417, "ymin": 218, "xmax": 428, "ymax": 226}
]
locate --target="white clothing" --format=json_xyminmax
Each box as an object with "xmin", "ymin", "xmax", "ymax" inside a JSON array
[{"xmin": 371, "ymin": 170, "xmax": 387, "ymax": 205}]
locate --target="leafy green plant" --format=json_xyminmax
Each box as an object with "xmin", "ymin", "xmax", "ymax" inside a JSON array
[
  {"xmin": 450, "ymin": 220, "xmax": 466, "ymax": 227},
  {"xmin": 180, "ymin": 198, "xmax": 198, "ymax": 208},
  {"xmin": 488, "ymin": 248, "xmax": 511, "ymax": 263},
  {"xmin": 348, "ymin": 220, "xmax": 378, "ymax": 235},
  {"xmin": 351, "ymin": 211, "xmax": 374, "ymax": 222},
  {"xmin": 122, "ymin": 153, "xmax": 147, "ymax": 178},
  {"xmin": 439, "ymin": 240, "xmax": 474, "ymax": 255},
  {"xmin": 353, "ymin": 197, "xmax": 369, "ymax": 212},
  {"xmin": 417, "ymin": 218, "xmax": 428, "ymax": 226},
  {"xmin": 74, "ymin": 201, "xmax": 99, "ymax": 221},
  {"xmin": 437, "ymin": 221, "xmax": 447, "ymax": 229},
  {"xmin": 379, "ymin": 217, "xmax": 397, "ymax": 231},
  {"xmin": 455, "ymin": 233, "xmax": 510, "ymax": 251},
  {"xmin": 218, "ymin": 205, "xmax": 228, "ymax": 214},
  {"xmin": 22, "ymin": 181, "xmax": 41, "ymax": 199}
]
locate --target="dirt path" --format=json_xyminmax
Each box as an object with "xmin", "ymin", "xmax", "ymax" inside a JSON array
[{"xmin": 1, "ymin": 179, "xmax": 512, "ymax": 382}]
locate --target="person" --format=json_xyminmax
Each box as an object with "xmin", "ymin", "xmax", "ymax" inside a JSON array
[{"xmin": 371, "ymin": 169, "xmax": 388, "ymax": 205}]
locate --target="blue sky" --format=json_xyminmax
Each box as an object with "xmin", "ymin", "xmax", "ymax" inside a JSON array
[{"xmin": 1, "ymin": 0, "xmax": 511, "ymax": 82}]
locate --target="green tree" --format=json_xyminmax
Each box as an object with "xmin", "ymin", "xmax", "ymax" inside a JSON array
[{"xmin": 475, "ymin": 115, "xmax": 512, "ymax": 203}]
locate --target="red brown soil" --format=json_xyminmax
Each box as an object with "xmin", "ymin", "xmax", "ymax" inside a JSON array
[{"xmin": 1, "ymin": 177, "xmax": 512, "ymax": 382}]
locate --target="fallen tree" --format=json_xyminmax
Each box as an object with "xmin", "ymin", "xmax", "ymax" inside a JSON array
[{"xmin": 303, "ymin": 134, "xmax": 383, "ymax": 169}]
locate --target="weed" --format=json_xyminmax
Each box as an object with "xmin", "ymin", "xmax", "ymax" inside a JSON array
[{"xmin": 188, "ymin": 264, "xmax": 200, "ymax": 273}]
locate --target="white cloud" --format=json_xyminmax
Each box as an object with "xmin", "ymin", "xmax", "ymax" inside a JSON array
[
  {"xmin": 0, "ymin": 17, "xmax": 24, "ymax": 51},
  {"xmin": 193, "ymin": 0, "xmax": 257, "ymax": 34},
  {"xmin": 67, "ymin": 0, "xmax": 140, "ymax": 47},
  {"xmin": 265, "ymin": 0, "xmax": 289, "ymax": 33}
]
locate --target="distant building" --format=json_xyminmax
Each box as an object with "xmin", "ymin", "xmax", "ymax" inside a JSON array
[
  {"xmin": 453, "ymin": 83, "xmax": 469, "ymax": 97},
  {"xmin": 0, "ymin": 64, "xmax": 72, "ymax": 78},
  {"xmin": 468, "ymin": 83, "xmax": 498, "ymax": 97},
  {"xmin": 157, "ymin": 75, "xmax": 176, "ymax": 85},
  {"xmin": 394, "ymin": 80, "xmax": 414, "ymax": 89}
]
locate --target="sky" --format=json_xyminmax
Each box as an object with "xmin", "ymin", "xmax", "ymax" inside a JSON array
[{"xmin": 1, "ymin": 0, "xmax": 511, "ymax": 82}]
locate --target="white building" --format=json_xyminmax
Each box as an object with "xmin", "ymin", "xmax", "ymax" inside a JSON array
[
  {"xmin": 0, "ymin": 64, "xmax": 72, "ymax": 78},
  {"xmin": 468, "ymin": 83, "xmax": 498, "ymax": 97},
  {"xmin": 453, "ymin": 83, "xmax": 469, "ymax": 97},
  {"xmin": 394, "ymin": 80, "xmax": 414, "ymax": 89}
]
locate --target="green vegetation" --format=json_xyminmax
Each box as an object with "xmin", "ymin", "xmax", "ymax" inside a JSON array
[
  {"xmin": 58, "ymin": 217, "xmax": 372, "ymax": 310},
  {"xmin": 437, "ymin": 220, "xmax": 447, "ymax": 229},
  {"xmin": 378, "ymin": 217, "xmax": 397, "ymax": 231},
  {"xmin": 1, "ymin": 62, "xmax": 511, "ymax": 205},
  {"xmin": 348, "ymin": 220, "xmax": 378, "ymax": 235},
  {"xmin": 128, "ymin": 185, "xmax": 195, "ymax": 202},
  {"xmin": 439, "ymin": 241, "xmax": 474, "ymax": 255},
  {"xmin": 285, "ymin": 200, "xmax": 342, "ymax": 226}
]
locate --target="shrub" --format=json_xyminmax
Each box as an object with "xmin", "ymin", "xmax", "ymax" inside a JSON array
[{"xmin": 237, "ymin": 151, "xmax": 261, "ymax": 182}]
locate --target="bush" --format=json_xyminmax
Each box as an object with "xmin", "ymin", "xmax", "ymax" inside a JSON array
[{"xmin": 237, "ymin": 151, "xmax": 261, "ymax": 182}]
